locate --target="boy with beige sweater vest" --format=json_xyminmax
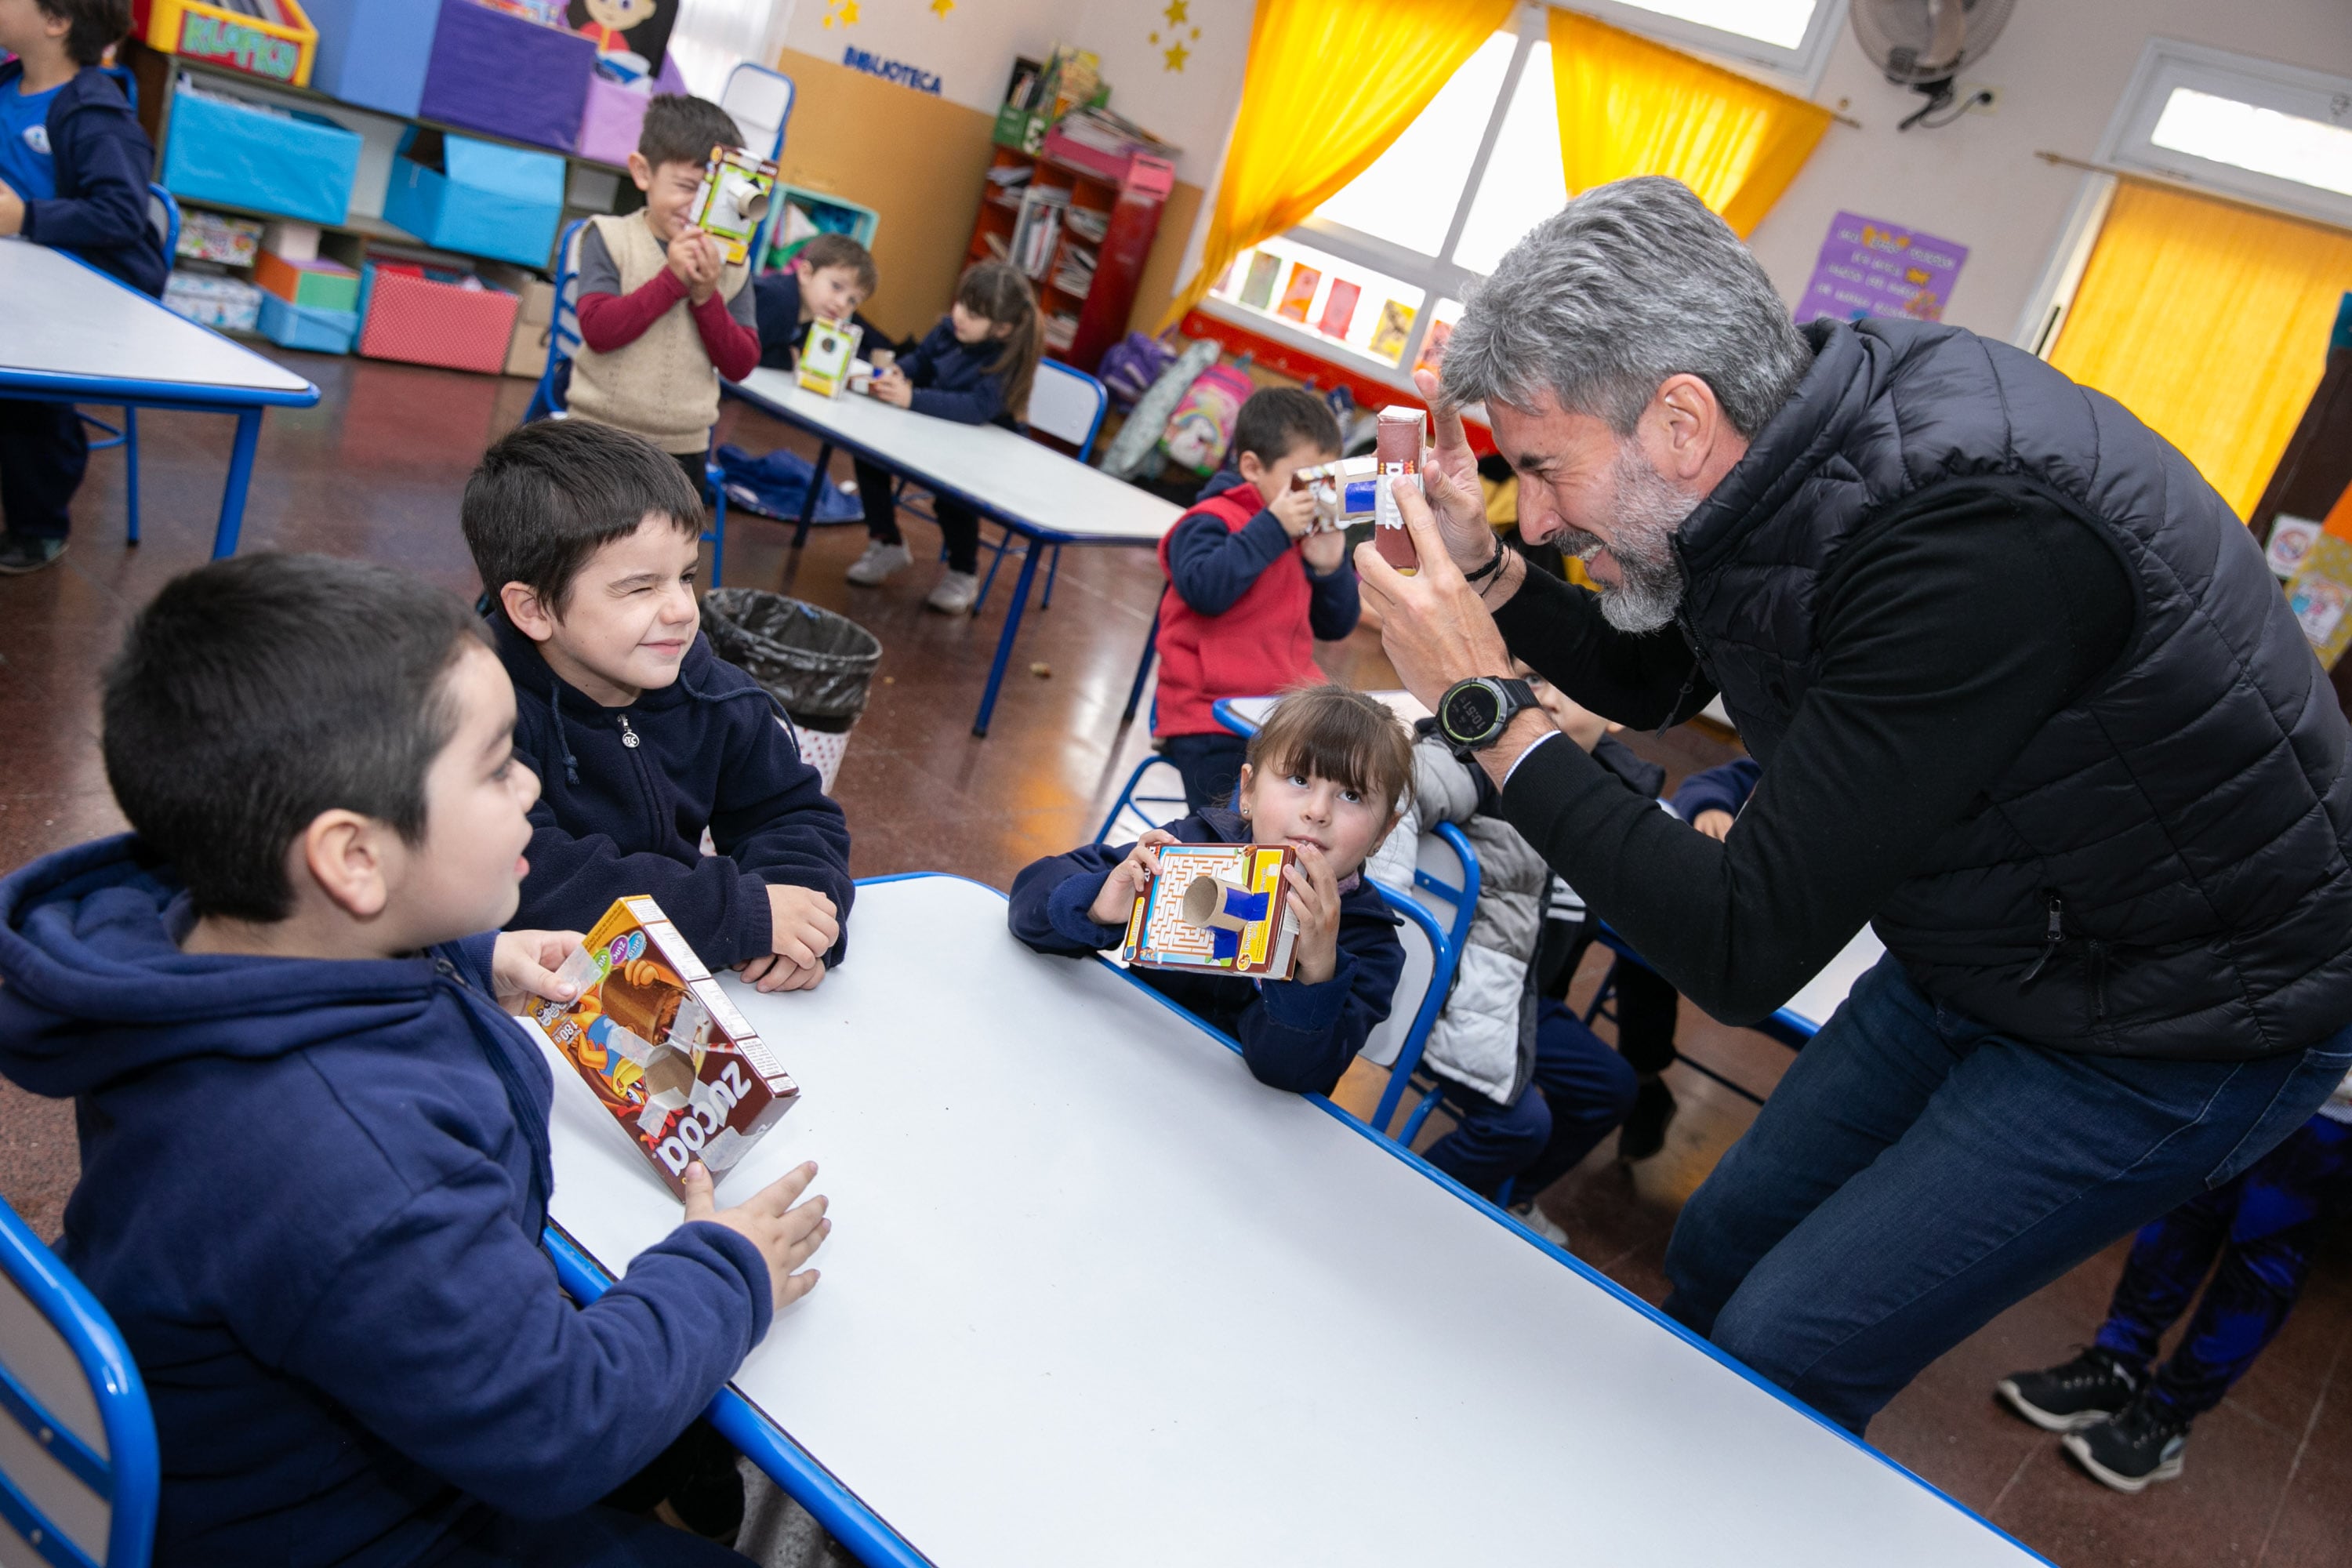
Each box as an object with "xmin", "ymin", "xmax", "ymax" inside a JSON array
[{"xmin": 568, "ymin": 95, "xmax": 760, "ymax": 477}]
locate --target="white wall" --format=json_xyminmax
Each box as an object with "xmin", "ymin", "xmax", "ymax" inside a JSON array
[{"xmin": 1743, "ymin": 0, "xmax": 2352, "ymax": 343}]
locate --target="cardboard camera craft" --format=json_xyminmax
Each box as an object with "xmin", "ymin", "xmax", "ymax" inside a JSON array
[
  {"xmin": 796, "ymin": 316, "xmax": 863, "ymax": 398},
  {"xmin": 690, "ymin": 145, "xmax": 779, "ymax": 266},
  {"xmin": 526, "ymin": 896, "xmax": 800, "ymax": 1197},
  {"xmin": 1372, "ymin": 405, "xmax": 1425, "ymax": 572},
  {"xmin": 1289, "ymin": 456, "xmax": 1379, "ymax": 532},
  {"xmin": 1120, "ymin": 843, "xmax": 1303, "ymax": 980}
]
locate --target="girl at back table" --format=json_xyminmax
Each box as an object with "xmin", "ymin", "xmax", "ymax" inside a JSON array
[{"xmin": 850, "ymin": 260, "xmax": 1044, "ymax": 615}]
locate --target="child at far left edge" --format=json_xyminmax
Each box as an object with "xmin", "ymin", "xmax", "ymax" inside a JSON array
[
  {"xmin": 464, "ymin": 418, "xmax": 855, "ymax": 991},
  {"xmin": 0, "ymin": 0, "xmax": 168, "ymax": 576}
]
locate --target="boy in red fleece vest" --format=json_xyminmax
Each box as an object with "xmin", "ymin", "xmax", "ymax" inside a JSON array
[{"xmin": 1153, "ymin": 387, "xmax": 1356, "ymax": 809}]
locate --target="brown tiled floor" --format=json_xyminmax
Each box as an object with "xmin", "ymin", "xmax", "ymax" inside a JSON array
[{"xmin": 3, "ymin": 350, "xmax": 2347, "ymax": 1565}]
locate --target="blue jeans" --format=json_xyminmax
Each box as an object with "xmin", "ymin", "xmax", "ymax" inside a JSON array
[
  {"xmin": 1424, "ymin": 999, "xmax": 1639, "ymax": 1200},
  {"xmin": 1663, "ymin": 954, "xmax": 2352, "ymax": 1435}
]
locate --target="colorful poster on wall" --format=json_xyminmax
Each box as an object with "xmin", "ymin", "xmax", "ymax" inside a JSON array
[
  {"xmin": 1276, "ymin": 263, "xmax": 1322, "ymax": 323},
  {"xmin": 1367, "ymin": 299, "xmax": 1415, "ymax": 361},
  {"xmin": 1796, "ymin": 212, "xmax": 1969, "ymax": 325},
  {"xmin": 1316, "ymin": 279, "xmax": 1362, "ymax": 340},
  {"xmin": 1238, "ymin": 252, "xmax": 1281, "ymax": 310}
]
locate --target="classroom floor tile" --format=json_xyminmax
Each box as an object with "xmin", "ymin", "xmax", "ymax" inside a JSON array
[{"xmin": 2, "ymin": 350, "xmax": 2347, "ymax": 1568}]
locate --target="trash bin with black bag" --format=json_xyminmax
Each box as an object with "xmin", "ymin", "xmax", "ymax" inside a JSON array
[{"xmin": 701, "ymin": 590, "xmax": 882, "ymax": 793}]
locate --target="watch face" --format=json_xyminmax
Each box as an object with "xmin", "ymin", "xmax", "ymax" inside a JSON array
[{"xmin": 1444, "ymin": 681, "xmax": 1502, "ymax": 742}]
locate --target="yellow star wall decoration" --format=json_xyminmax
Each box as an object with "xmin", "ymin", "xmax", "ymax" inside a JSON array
[
  {"xmin": 1163, "ymin": 0, "xmax": 1189, "ymax": 22},
  {"xmin": 930, "ymin": 0, "xmax": 953, "ymax": 14},
  {"xmin": 1148, "ymin": 0, "xmax": 1201, "ymax": 74},
  {"xmin": 820, "ymin": 0, "xmax": 858, "ymax": 27}
]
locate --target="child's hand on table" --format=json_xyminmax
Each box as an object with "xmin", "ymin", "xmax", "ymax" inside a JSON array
[
  {"xmin": 1693, "ymin": 809, "xmax": 1735, "ymax": 840},
  {"xmin": 869, "ymin": 364, "xmax": 913, "ymax": 408},
  {"xmin": 1283, "ymin": 844, "xmax": 1342, "ymax": 985},
  {"xmin": 1301, "ymin": 524, "xmax": 1348, "ymax": 575},
  {"xmin": 1087, "ymin": 829, "xmax": 1177, "ymax": 927},
  {"xmin": 739, "ymin": 884, "xmax": 838, "ymax": 992},
  {"xmin": 1268, "ymin": 482, "xmax": 1318, "ymax": 539},
  {"xmin": 490, "ymin": 928, "xmax": 586, "ymax": 1013},
  {"xmin": 684, "ymin": 1158, "xmax": 829, "ymax": 1309}
]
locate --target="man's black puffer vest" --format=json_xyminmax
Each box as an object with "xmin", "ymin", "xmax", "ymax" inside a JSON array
[{"xmin": 1678, "ymin": 318, "xmax": 2352, "ymax": 1059}]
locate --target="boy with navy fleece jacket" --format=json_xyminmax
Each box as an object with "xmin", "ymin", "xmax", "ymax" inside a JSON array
[
  {"xmin": 466, "ymin": 420, "xmax": 854, "ymax": 993},
  {"xmin": 1153, "ymin": 388, "xmax": 1359, "ymax": 811},
  {"xmin": 1011, "ymin": 686, "xmax": 1407, "ymax": 1096},
  {"xmin": 0, "ymin": 0, "xmax": 169, "ymax": 575},
  {"xmin": 0, "ymin": 553, "xmax": 826, "ymax": 1566}
]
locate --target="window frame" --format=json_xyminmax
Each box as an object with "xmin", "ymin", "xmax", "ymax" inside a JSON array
[
  {"xmin": 2096, "ymin": 38, "xmax": 2352, "ymax": 231},
  {"xmin": 1196, "ymin": 0, "xmax": 1844, "ymax": 391}
]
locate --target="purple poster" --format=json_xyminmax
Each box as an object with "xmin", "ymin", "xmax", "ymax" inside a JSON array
[{"xmin": 1796, "ymin": 212, "xmax": 1969, "ymax": 325}]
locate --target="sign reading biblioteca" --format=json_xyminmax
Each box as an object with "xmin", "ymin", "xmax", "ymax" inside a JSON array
[{"xmin": 1796, "ymin": 212, "xmax": 1969, "ymax": 325}]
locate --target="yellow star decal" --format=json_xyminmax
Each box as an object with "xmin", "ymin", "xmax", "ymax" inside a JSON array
[
  {"xmin": 1163, "ymin": 0, "xmax": 1189, "ymax": 24},
  {"xmin": 820, "ymin": 0, "xmax": 858, "ymax": 25},
  {"xmin": 930, "ymin": 0, "xmax": 953, "ymax": 15},
  {"xmin": 1163, "ymin": 39, "xmax": 1189, "ymax": 71}
]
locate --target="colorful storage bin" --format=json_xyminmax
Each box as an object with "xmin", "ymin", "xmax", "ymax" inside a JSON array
[
  {"xmin": 256, "ymin": 251, "xmax": 361, "ymax": 311},
  {"xmin": 575, "ymin": 75, "xmax": 655, "ymax": 168},
  {"xmin": 176, "ymin": 206, "xmax": 266, "ymax": 264},
  {"xmin": 136, "ymin": 0, "xmax": 318, "ymax": 89},
  {"xmin": 419, "ymin": 0, "xmax": 595, "ymax": 153},
  {"xmin": 163, "ymin": 270, "xmax": 264, "ymax": 332},
  {"xmin": 358, "ymin": 262, "xmax": 520, "ymax": 374},
  {"xmin": 382, "ymin": 128, "xmax": 565, "ymax": 268},
  {"xmin": 258, "ymin": 291, "xmax": 360, "ymax": 354},
  {"xmin": 303, "ymin": 0, "xmax": 439, "ymax": 118},
  {"xmin": 160, "ymin": 82, "xmax": 361, "ymax": 227}
]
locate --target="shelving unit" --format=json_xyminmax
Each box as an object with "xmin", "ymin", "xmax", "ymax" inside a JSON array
[{"xmin": 964, "ymin": 143, "xmax": 1163, "ymax": 374}]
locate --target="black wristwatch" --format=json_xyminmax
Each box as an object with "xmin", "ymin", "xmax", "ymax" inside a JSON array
[{"xmin": 1437, "ymin": 677, "xmax": 1540, "ymax": 752}]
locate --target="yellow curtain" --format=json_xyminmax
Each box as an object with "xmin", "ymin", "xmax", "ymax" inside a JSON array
[
  {"xmin": 1548, "ymin": 10, "xmax": 1830, "ymax": 238},
  {"xmin": 1162, "ymin": 0, "xmax": 1515, "ymax": 329},
  {"xmin": 2050, "ymin": 182, "xmax": 2352, "ymax": 520}
]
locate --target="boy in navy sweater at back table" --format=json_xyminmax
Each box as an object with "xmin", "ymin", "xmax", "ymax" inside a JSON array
[
  {"xmin": 1153, "ymin": 387, "xmax": 1358, "ymax": 812},
  {"xmin": 0, "ymin": 0, "xmax": 168, "ymax": 575},
  {"xmin": 1011, "ymin": 685, "xmax": 1408, "ymax": 1097},
  {"xmin": 464, "ymin": 419, "xmax": 854, "ymax": 992},
  {"xmin": 0, "ymin": 552, "xmax": 828, "ymax": 1565}
]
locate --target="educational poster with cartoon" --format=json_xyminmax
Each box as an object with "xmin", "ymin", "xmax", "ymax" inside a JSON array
[
  {"xmin": 1796, "ymin": 212, "xmax": 1969, "ymax": 325},
  {"xmin": 1121, "ymin": 844, "xmax": 1301, "ymax": 979},
  {"xmin": 568, "ymin": 0, "xmax": 680, "ymax": 72}
]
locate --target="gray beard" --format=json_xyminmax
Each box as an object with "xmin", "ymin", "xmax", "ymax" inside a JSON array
[{"xmin": 1557, "ymin": 445, "xmax": 1696, "ymax": 633}]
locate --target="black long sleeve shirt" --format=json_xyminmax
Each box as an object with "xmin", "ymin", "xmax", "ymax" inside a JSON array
[{"xmin": 1494, "ymin": 485, "xmax": 2134, "ymax": 1025}]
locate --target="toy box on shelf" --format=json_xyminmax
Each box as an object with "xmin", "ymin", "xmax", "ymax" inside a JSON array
[
  {"xmin": 255, "ymin": 250, "xmax": 360, "ymax": 311},
  {"xmin": 419, "ymin": 0, "xmax": 597, "ymax": 153},
  {"xmin": 163, "ymin": 269, "xmax": 263, "ymax": 332},
  {"xmin": 765, "ymin": 187, "xmax": 877, "ymax": 271},
  {"xmin": 257, "ymin": 292, "xmax": 360, "ymax": 353},
  {"xmin": 133, "ymin": 0, "xmax": 318, "ymax": 89},
  {"xmin": 357, "ymin": 254, "xmax": 524, "ymax": 374},
  {"xmin": 176, "ymin": 206, "xmax": 265, "ymax": 265},
  {"xmin": 383, "ymin": 126, "xmax": 567, "ymax": 268},
  {"xmin": 158, "ymin": 74, "xmax": 361, "ymax": 226},
  {"xmin": 303, "ymin": 0, "xmax": 439, "ymax": 117}
]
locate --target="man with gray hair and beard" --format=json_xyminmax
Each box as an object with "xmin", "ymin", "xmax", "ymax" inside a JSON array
[{"xmin": 1358, "ymin": 175, "xmax": 2352, "ymax": 1436}]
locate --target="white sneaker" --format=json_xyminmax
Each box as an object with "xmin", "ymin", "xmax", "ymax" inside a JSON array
[
  {"xmin": 845, "ymin": 540, "xmax": 912, "ymax": 586},
  {"xmin": 1512, "ymin": 1203, "xmax": 1571, "ymax": 1251},
  {"xmin": 926, "ymin": 569, "xmax": 981, "ymax": 615}
]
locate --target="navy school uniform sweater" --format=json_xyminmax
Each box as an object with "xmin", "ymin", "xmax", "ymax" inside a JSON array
[
  {"xmin": 2, "ymin": 61, "xmax": 167, "ymax": 296},
  {"xmin": 1670, "ymin": 757, "xmax": 1762, "ymax": 824},
  {"xmin": 495, "ymin": 615, "xmax": 854, "ymax": 971},
  {"xmin": 1008, "ymin": 806, "xmax": 1404, "ymax": 1097},
  {"xmin": 750, "ymin": 268, "xmax": 891, "ymax": 372},
  {"xmin": 891, "ymin": 318, "xmax": 1017, "ymax": 426},
  {"xmin": 0, "ymin": 836, "xmax": 773, "ymax": 1566}
]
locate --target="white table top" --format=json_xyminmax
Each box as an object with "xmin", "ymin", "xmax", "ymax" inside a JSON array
[
  {"xmin": 731, "ymin": 366, "xmax": 1181, "ymax": 544},
  {"xmin": 544, "ymin": 877, "xmax": 2037, "ymax": 1568},
  {"xmin": 1777, "ymin": 927, "xmax": 1888, "ymax": 1036},
  {"xmin": 0, "ymin": 238, "xmax": 316, "ymax": 402}
]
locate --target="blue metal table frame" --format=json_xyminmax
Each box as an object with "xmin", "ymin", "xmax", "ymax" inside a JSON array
[
  {"xmin": 1, "ymin": 245, "xmax": 320, "ymax": 558},
  {"xmin": 723, "ymin": 374, "xmax": 1174, "ymax": 737}
]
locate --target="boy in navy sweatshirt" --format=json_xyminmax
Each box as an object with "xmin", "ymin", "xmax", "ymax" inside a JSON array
[
  {"xmin": 463, "ymin": 419, "xmax": 855, "ymax": 992},
  {"xmin": 1153, "ymin": 388, "xmax": 1358, "ymax": 811},
  {"xmin": 0, "ymin": 552, "xmax": 828, "ymax": 1565},
  {"xmin": 1011, "ymin": 685, "xmax": 1408, "ymax": 1096},
  {"xmin": 0, "ymin": 0, "xmax": 168, "ymax": 575}
]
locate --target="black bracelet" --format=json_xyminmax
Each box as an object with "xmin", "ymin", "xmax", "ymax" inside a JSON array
[{"xmin": 1464, "ymin": 547, "xmax": 1505, "ymax": 584}]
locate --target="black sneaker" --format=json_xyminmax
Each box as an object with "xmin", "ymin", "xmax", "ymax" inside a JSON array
[
  {"xmin": 1996, "ymin": 1345, "xmax": 2142, "ymax": 1432},
  {"xmin": 0, "ymin": 535, "xmax": 67, "ymax": 575},
  {"xmin": 2063, "ymin": 1390, "xmax": 2190, "ymax": 1493},
  {"xmin": 1616, "ymin": 1076, "xmax": 1678, "ymax": 1162}
]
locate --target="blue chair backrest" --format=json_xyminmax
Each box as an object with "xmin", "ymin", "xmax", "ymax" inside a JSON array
[
  {"xmin": 146, "ymin": 187, "xmax": 179, "ymax": 266},
  {"xmin": 1028, "ymin": 360, "xmax": 1108, "ymax": 463},
  {"xmin": 526, "ymin": 219, "xmax": 590, "ymax": 423},
  {"xmin": 1095, "ymin": 754, "xmax": 1192, "ymax": 847},
  {"xmin": 0, "ymin": 1202, "xmax": 158, "ymax": 1568},
  {"xmin": 717, "ymin": 64, "xmax": 795, "ymax": 266},
  {"xmin": 1363, "ymin": 820, "xmax": 1479, "ymax": 1136}
]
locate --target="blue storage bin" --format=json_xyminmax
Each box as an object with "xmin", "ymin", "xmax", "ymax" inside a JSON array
[
  {"xmin": 382, "ymin": 127, "xmax": 564, "ymax": 267},
  {"xmin": 161, "ymin": 85, "xmax": 361, "ymax": 226},
  {"xmin": 258, "ymin": 291, "xmax": 359, "ymax": 354},
  {"xmin": 306, "ymin": 0, "xmax": 439, "ymax": 118}
]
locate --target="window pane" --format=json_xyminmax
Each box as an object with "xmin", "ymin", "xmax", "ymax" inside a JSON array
[
  {"xmin": 1451, "ymin": 42, "xmax": 1566, "ymax": 278},
  {"xmin": 2151, "ymin": 87, "xmax": 2352, "ymax": 198},
  {"xmin": 1605, "ymin": 0, "xmax": 1817, "ymax": 50},
  {"xmin": 1210, "ymin": 236, "xmax": 1428, "ymax": 366},
  {"xmin": 1311, "ymin": 32, "xmax": 1518, "ymax": 258}
]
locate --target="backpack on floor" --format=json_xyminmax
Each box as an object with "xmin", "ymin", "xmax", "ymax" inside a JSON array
[{"xmin": 1156, "ymin": 361, "xmax": 1255, "ymax": 478}]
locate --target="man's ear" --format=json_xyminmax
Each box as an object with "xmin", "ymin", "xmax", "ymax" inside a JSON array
[
  {"xmin": 1643, "ymin": 372, "xmax": 1726, "ymax": 485},
  {"xmin": 499, "ymin": 582, "xmax": 558, "ymax": 644},
  {"xmin": 297, "ymin": 811, "xmax": 394, "ymax": 921},
  {"xmin": 626, "ymin": 151, "xmax": 655, "ymax": 194}
]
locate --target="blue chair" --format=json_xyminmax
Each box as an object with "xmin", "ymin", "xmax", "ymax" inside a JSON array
[
  {"xmin": 80, "ymin": 186, "xmax": 180, "ymax": 546},
  {"xmin": 1363, "ymin": 822, "xmax": 1481, "ymax": 1142},
  {"xmin": 1094, "ymin": 753, "xmax": 1192, "ymax": 846},
  {"xmin": 971, "ymin": 358, "xmax": 1108, "ymax": 615},
  {"xmin": 528, "ymin": 217, "xmax": 733, "ymax": 586},
  {"xmin": 0, "ymin": 1200, "xmax": 159, "ymax": 1568}
]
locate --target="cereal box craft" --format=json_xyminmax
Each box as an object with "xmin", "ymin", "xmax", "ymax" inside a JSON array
[
  {"xmin": 527, "ymin": 896, "xmax": 799, "ymax": 1196},
  {"xmin": 1120, "ymin": 844, "xmax": 1302, "ymax": 980}
]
